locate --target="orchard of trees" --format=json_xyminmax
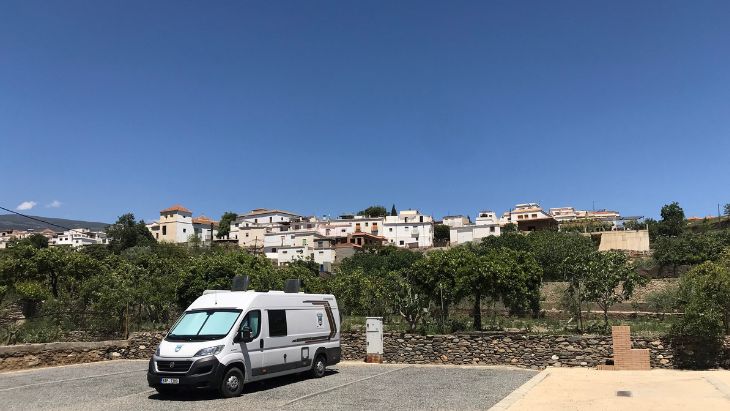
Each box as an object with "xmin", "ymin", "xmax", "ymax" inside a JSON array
[{"xmin": 2, "ymin": 201, "xmax": 730, "ymax": 368}]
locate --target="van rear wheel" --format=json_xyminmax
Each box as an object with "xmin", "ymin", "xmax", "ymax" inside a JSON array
[
  {"xmin": 311, "ymin": 355, "xmax": 326, "ymax": 378},
  {"xmin": 219, "ymin": 368, "xmax": 244, "ymax": 398}
]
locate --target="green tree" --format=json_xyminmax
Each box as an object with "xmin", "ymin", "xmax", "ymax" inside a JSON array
[
  {"xmin": 357, "ymin": 206, "xmax": 388, "ymax": 218},
  {"xmin": 390, "ymin": 204, "xmax": 397, "ymax": 216},
  {"xmin": 24, "ymin": 234, "xmax": 49, "ymax": 249},
  {"xmin": 433, "ymin": 224, "xmax": 450, "ymax": 246},
  {"xmin": 669, "ymin": 299, "xmax": 725, "ymax": 369},
  {"xmin": 653, "ymin": 232, "xmax": 730, "ymax": 274},
  {"xmin": 677, "ymin": 259, "xmax": 730, "ymax": 333},
  {"xmin": 582, "ymin": 251, "xmax": 648, "ymax": 330},
  {"xmin": 525, "ymin": 231, "xmax": 595, "ymax": 281},
  {"xmin": 657, "ymin": 202, "xmax": 686, "ymax": 237},
  {"xmin": 216, "ymin": 212, "xmax": 238, "ymax": 239},
  {"xmin": 502, "ymin": 223, "xmax": 517, "ymax": 233},
  {"xmin": 106, "ymin": 213, "xmax": 156, "ymax": 253},
  {"xmin": 724, "ymin": 203, "xmax": 730, "ymax": 218},
  {"xmin": 176, "ymin": 249, "xmax": 277, "ymax": 309},
  {"xmin": 452, "ymin": 245, "xmax": 542, "ymax": 330},
  {"xmin": 405, "ymin": 249, "xmax": 460, "ymax": 329},
  {"xmin": 481, "ymin": 232, "xmax": 530, "ymax": 253}
]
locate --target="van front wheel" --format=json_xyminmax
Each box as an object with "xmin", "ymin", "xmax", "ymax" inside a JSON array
[
  {"xmin": 311, "ymin": 355, "xmax": 326, "ymax": 378},
  {"xmin": 219, "ymin": 368, "xmax": 244, "ymax": 398}
]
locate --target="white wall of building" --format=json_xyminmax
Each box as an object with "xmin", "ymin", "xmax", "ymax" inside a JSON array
[{"xmin": 383, "ymin": 210, "xmax": 434, "ymax": 248}]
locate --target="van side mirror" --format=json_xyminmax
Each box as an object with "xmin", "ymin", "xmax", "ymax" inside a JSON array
[{"xmin": 237, "ymin": 327, "xmax": 253, "ymax": 343}]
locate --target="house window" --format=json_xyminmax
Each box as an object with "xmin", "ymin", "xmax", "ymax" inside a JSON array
[
  {"xmin": 267, "ymin": 310, "xmax": 287, "ymax": 337},
  {"xmin": 490, "ymin": 227, "xmax": 495, "ymax": 232},
  {"xmin": 269, "ymin": 217, "xmax": 273, "ymax": 223},
  {"xmin": 399, "ymin": 240, "xmax": 404, "ymax": 245},
  {"xmin": 254, "ymin": 218, "xmax": 258, "ymax": 223},
  {"xmin": 532, "ymin": 214, "xmax": 537, "ymax": 218},
  {"xmin": 389, "ymin": 228, "xmax": 393, "ymax": 232},
  {"xmin": 162, "ymin": 226, "xmax": 167, "ymax": 235},
  {"xmin": 271, "ymin": 248, "xmax": 277, "ymax": 252},
  {"xmin": 365, "ymin": 222, "xmax": 369, "ymax": 227},
  {"xmin": 245, "ymin": 233, "xmax": 249, "ymax": 237},
  {"xmin": 420, "ymin": 216, "xmax": 423, "ymax": 223},
  {"xmin": 183, "ymin": 228, "xmax": 186, "ymax": 233},
  {"xmin": 282, "ymin": 251, "xmax": 288, "ymax": 254}
]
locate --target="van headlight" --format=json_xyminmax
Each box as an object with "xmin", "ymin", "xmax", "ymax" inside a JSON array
[
  {"xmin": 155, "ymin": 345, "xmax": 160, "ymax": 356},
  {"xmin": 194, "ymin": 345, "xmax": 224, "ymax": 357}
]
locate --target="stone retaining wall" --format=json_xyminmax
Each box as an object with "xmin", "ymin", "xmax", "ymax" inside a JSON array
[
  {"xmin": 0, "ymin": 332, "xmax": 164, "ymax": 372},
  {"xmin": 2, "ymin": 331, "xmax": 727, "ymax": 372},
  {"xmin": 342, "ymin": 332, "xmax": 676, "ymax": 369}
]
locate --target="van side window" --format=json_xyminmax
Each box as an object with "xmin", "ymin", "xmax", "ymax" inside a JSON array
[
  {"xmin": 268, "ymin": 310, "xmax": 287, "ymax": 337},
  {"xmin": 240, "ymin": 310, "xmax": 261, "ymax": 339}
]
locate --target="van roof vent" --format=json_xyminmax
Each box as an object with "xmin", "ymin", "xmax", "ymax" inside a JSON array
[
  {"xmin": 232, "ymin": 275, "xmax": 250, "ymax": 292},
  {"xmin": 284, "ymin": 279, "xmax": 301, "ymax": 293}
]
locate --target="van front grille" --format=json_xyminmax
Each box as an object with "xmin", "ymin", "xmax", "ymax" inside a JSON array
[{"xmin": 156, "ymin": 360, "xmax": 192, "ymax": 373}]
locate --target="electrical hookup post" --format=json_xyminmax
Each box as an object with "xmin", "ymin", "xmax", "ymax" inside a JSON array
[{"xmin": 365, "ymin": 317, "xmax": 384, "ymax": 363}]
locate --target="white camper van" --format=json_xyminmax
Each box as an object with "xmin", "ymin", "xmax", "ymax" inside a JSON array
[{"xmin": 147, "ymin": 279, "xmax": 340, "ymax": 397}]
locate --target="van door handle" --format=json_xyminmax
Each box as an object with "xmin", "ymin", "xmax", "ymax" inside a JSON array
[{"xmin": 260, "ymin": 339, "xmax": 264, "ymax": 350}]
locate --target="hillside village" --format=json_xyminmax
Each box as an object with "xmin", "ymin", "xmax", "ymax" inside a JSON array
[{"xmin": 0, "ymin": 202, "xmax": 650, "ymax": 272}]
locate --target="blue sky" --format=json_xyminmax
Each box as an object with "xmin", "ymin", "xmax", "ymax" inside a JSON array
[{"xmin": 1, "ymin": 1, "xmax": 729, "ymax": 223}]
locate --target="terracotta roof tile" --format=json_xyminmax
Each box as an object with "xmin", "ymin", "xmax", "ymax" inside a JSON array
[{"xmin": 160, "ymin": 204, "xmax": 192, "ymax": 213}]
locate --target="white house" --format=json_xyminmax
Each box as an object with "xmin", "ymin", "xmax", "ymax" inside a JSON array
[
  {"xmin": 441, "ymin": 215, "xmax": 470, "ymax": 228},
  {"xmin": 549, "ymin": 207, "xmax": 578, "ymax": 222},
  {"xmin": 382, "ymin": 210, "xmax": 434, "ymax": 248},
  {"xmin": 236, "ymin": 208, "xmax": 303, "ymax": 225},
  {"xmin": 146, "ymin": 205, "xmax": 218, "ymax": 244},
  {"xmin": 51, "ymin": 228, "xmax": 108, "ymax": 247},
  {"xmin": 500, "ymin": 203, "xmax": 552, "ymax": 226},
  {"xmin": 449, "ymin": 211, "xmax": 500, "ymax": 245}
]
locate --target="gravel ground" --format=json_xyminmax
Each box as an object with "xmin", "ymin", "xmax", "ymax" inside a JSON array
[{"xmin": 0, "ymin": 360, "xmax": 536, "ymax": 410}]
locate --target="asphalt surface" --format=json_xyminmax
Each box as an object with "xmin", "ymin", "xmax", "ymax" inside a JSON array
[{"xmin": 0, "ymin": 360, "xmax": 536, "ymax": 410}]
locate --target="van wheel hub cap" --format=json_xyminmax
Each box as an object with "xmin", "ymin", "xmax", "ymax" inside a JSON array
[{"xmin": 226, "ymin": 376, "xmax": 240, "ymax": 391}]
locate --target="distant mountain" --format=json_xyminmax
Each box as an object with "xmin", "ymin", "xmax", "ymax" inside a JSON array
[{"xmin": 0, "ymin": 214, "xmax": 110, "ymax": 233}]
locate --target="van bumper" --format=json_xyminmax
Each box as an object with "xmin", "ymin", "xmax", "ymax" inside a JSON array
[{"xmin": 147, "ymin": 355, "xmax": 225, "ymax": 390}]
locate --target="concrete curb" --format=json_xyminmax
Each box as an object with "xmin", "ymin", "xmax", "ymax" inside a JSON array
[{"xmin": 489, "ymin": 368, "xmax": 551, "ymax": 411}]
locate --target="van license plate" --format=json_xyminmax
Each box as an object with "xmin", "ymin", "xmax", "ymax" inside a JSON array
[{"xmin": 161, "ymin": 378, "xmax": 179, "ymax": 384}]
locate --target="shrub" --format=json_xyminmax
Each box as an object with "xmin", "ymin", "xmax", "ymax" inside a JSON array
[{"xmin": 669, "ymin": 302, "xmax": 725, "ymax": 369}]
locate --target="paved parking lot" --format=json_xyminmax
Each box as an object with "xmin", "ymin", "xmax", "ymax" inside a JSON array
[{"xmin": 0, "ymin": 360, "xmax": 536, "ymax": 410}]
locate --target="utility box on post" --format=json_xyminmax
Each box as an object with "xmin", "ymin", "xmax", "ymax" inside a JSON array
[{"xmin": 365, "ymin": 317, "xmax": 383, "ymax": 363}]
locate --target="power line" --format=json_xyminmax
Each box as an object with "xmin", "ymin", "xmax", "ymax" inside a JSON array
[{"xmin": 0, "ymin": 206, "xmax": 90, "ymax": 234}]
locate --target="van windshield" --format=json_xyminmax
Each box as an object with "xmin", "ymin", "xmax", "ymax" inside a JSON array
[{"xmin": 166, "ymin": 309, "xmax": 241, "ymax": 341}]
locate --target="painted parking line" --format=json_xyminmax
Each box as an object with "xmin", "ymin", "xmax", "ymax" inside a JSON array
[
  {"xmin": 280, "ymin": 365, "xmax": 412, "ymax": 408},
  {"xmin": 0, "ymin": 368, "xmax": 146, "ymax": 392}
]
